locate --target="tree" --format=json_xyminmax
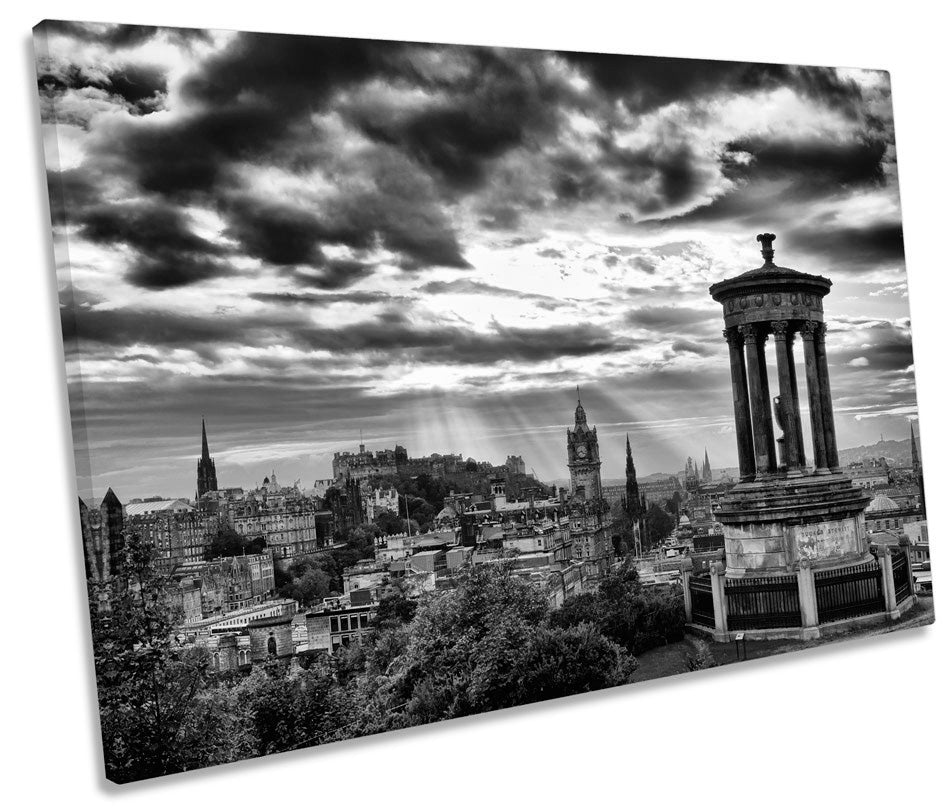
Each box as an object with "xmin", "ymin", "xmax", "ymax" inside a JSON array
[
  {"xmin": 550, "ymin": 562, "xmax": 685, "ymax": 655},
  {"xmin": 277, "ymin": 563, "xmax": 331, "ymax": 608},
  {"xmin": 381, "ymin": 566, "xmax": 634, "ymax": 725},
  {"xmin": 374, "ymin": 510, "xmax": 405, "ymax": 536},
  {"xmin": 93, "ymin": 533, "xmax": 250, "ymax": 782},
  {"xmin": 204, "ymin": 527, "xmax": 264, "ymax": 560},
  {"xmin": 643, "ymin": 503, "xmax": 675, "ymax": 547},
  {"xmin": 374, "ymin": 579, "xmax": 418, "ymax": 629},
  {"xmin": 236, "ymin": 660, "xmax": 355, "ymax": 756}
]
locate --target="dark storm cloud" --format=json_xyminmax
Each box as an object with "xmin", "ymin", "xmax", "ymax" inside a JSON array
[
  {"xmin": 291, "ymin": 314, "xmax": 629, "ymax": 365},
  {"xmin": 288, "ymin": 261, "xmax": 378, "ymax": 291},
  {"xmin": 351, "ymin": 48, "xmax": 568, "ymax": 193},
  {"xmin": 38, "ymin": 20, "xmax": 211, "ymax": 48},
  {"xmin": 105, "ymin": 64, "xmax": 167, "ymax": 109},
  {"xmin": 830, "ymin": 338, "xmax": 914, "ymax": 375},
  {"xmin": 98, "ymin": 107, "xmax": 294, "ymax": 196},
  {"xmin": 80, "ymin": 200, "xmax": 218, "ymax": 256},
  {"xmin": 551, "ymin": 151, "xmax": 608, "ymax": 204},
  {"xmin": 724, "ymin": 136, "xmax": 887, "ymax": 193},
  {"xmin": 104, "ymin": 33, "xmax": 413, "ymax": 197},
  {"xmin": 46, "ymin": 168, "xmax": 100, "ymax": 228},
  {"xmin": 667, "ymin": 133, "xmax": 890, "ymax": 228},
  {"xmin": 65, "ymin": 305, "xmax": 625, "ymax": 367},
  {"xmin": 625, "ymin": 305, "xmax": 719, "ymax": 332},
  {"xmin": 72, "ymin": 198, "xmax": 229, "ymax": 289},
  {"xmin": 126, "ymin": 255, "xmax": 228, "ymax": 290},
  {"xmin": 62, "ymin": 307, "xmax": 252, "ymax": 354},
  {"xmin": 37, "ymin": 62, "xmax": 167, "ymax": 115},
  {"xmin": 614, "ymin": 143, "xmax": 706, "ymax": 213},
  {"xmin": 223, "ymin": 198, "xmax": 328, "ymax": 267},
  {"xmin": 671, "ymin": 338, "xmax": 716, "ymax": 357},
  {"xmin": 82, "ymin": 34, "xmax": 410, "ymax": 197},
  {"xmin": 416, "ymin": 278, "xmax": 565, "ymax": 308},
  {"xmin": 478, "ymin": 204, "xmax": 523, "ymax": 231},
  {"xmin": 825, "ymin": 320, "xmax": 913, "ymax": 383},
  {"xmin": 249, "ymin": 291, "xmax": 402, "ymax": 306},
  {"xmin": 785, "ymin": 221, "xmax": 904, "ymax": 272},
  {"xmin": 561, "ymin": 54, "xmax": 864, "ymax": 116}
]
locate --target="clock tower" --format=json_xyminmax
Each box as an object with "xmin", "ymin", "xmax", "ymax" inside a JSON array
[{"xmin": 567, "ymin": 389, "xmax": 602, "ymax": 501}]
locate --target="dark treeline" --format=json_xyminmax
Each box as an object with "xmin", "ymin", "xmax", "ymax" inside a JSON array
[{"xmin": 92, "ymin": 534, "xmax": 684, "ymax": 783}]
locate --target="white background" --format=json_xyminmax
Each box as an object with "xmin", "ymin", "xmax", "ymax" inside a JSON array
[{"xmin": 2, "ymin": 2, "xmax": 947, "ymax": 808}]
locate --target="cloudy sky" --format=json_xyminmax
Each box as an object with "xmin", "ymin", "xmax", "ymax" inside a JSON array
[{"xmin": 36, "ymin": 21, "xmax": 917, "ymax": 502}]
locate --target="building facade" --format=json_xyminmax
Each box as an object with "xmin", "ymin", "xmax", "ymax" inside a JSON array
[{"xmin": 126, "ymin": 499, "xmax": 217, "ymax": 569}]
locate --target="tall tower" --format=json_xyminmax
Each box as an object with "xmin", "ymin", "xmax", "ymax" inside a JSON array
[
  {"xmin": 702, "ymin": 448, "xmax": 712, "ymax": 481},
  {"xmin": 625, "ymin": 435, "xmax": 641, "ymax": 520},
  {"xmin": 196, "ymin": 418, "xmax": 218, "ymax": 498},
  {"xmin": 567, "ymin": 389, "xmax": 602, "ymax": 501},
  {"xmin": 911, "ymin": 421, "xmax": 925, "ymax": 516}
]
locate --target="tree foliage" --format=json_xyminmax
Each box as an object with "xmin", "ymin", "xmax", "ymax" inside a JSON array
[
  {"xmin": 204, "ymin": 527, "xmax": 265, "ymax": 560},
  {"xmin": 379, "ymin": 566, "xmax": 635, "ymax": 725},
  {"xmin": 276, "ymin": 556, "xmax": 332, "ymax": 608},
  {"xmin": 92, "ymin": 533, "xmax": 251, "ymax": 782},
  {"xmin": 643, "ymin": 503, "xmax": 675, "ymax": 547},
  {"xmin": 91, "ymin": 539, "xmax": 685, "ymax": 781},
  {"xmin": 550, "ymin": 562, "xmax": 686, "ymax": 655}
]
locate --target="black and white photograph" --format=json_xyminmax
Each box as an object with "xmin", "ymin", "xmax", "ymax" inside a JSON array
[{"xmin": 31, "ymin": 14, "xmax": 936, "ymax": 789}]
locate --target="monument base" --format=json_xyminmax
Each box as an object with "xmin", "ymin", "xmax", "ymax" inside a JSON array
[{"xmin": 717, "ymin": 472, "xmax": 869, "ymax": 578}]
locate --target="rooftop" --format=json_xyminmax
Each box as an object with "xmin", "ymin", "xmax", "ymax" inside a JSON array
[{"xmin": 125, "ymin": 499, "xmax": 193, "ymax": 516}]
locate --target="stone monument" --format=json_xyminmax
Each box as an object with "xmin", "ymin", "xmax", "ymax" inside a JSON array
[{"xmin": 709, "ymin": 233, "xmax": 870, "ymax": 578}]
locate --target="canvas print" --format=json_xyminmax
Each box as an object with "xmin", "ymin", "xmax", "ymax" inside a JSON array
[{"xmin": 35, "ymin": 20, "xmax": 933, "ymax": 784}]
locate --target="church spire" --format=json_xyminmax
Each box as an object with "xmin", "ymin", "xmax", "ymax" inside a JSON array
[
  {"xmin": 625, "ymin": 434, "xmax": 641, "ymax": 519},
  {"xmin": 201, "ymin": 417, "xmax": 211, "ymax": 461},
  {"xmin": 910, "ymin": 421, "xmax": 920, "ymax": 473},
  {"xmin": 197, "ymin": 417, "xmax": 218, "ymax": 497},
  {"xmin": 910, "ymin": 420, "xmax": 925, "ymax": 517}
]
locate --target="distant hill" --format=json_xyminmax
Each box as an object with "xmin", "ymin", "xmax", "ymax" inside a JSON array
[{"xmin": 838, "ymin": 436, "xmax": 919, "ymax": 468}]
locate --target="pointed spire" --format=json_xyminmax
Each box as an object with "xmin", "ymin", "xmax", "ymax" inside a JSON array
[
  {"xmin": 910, "ymin": 421, "xmax": 920, "ymax": 472},
  {"xmin": 201, "ymin": 417, "xmax": 211, "ymax": 460},
  {"xmin": 574, "ymin": 386, "xmax": 587, "ymax": 427},
  {"xmin": 625, "ymin": 434, "xmax": 640, "ymax": 519},
  {"xmin": 197, "ymin": 416, "xmax": 218, "ymax": 497}
]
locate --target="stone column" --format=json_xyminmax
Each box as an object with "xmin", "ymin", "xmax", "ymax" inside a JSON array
[
  {"xmin": 740, "ymin": 324, "xmax": 776, "ymax": 478},
  {"xmin": 771, "ymin": 321, "xmax": 804, "ymax": 473},
  {"xmin": 898, "ymin": 536, "xmax": 918, "ymax": 607},
  {"xmin": 682, "ymin": 558, "xmax": 694, "ymax": 624},
  {"xmin": 786, "ymin": 332, "xmax": 807, "ymax": 473},
  {"xmin": 724, "ymin": 328, "xmax": 755, "ymax": 482},
  {"xmin": 800, "ymin": 321, "xmax": 829, "ymax": 473},
  {"xmin": 796, "ymin": 559, "xmax": 820, "ymax": 640},
  {"xmin": 755, "ymin": 334, "xmax": 777, "ymax": 472},
  {"xmin": 709, "ymin": 561, "xmax": 729, "ymax": 643},
  {"xmin": 879, "ymin": 544, "xmax": 899, "ymax": 620},
  {"xmin": 813, "ymin": 323, "xmax": 840, "ymax": 471}
]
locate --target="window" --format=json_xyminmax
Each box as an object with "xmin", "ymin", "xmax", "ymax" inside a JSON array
[
  {"xmin": 330, "ymin": 617, "xmax": 339, "ymax": 633},
  {"xmin": 340, "ymin": 616, "xmax": 350, "ymax": 632}
]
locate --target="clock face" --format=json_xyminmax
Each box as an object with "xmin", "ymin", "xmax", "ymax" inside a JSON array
[{"xmin": 576, "ymin": 444, "xmax": 588, "ymax": 459}]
